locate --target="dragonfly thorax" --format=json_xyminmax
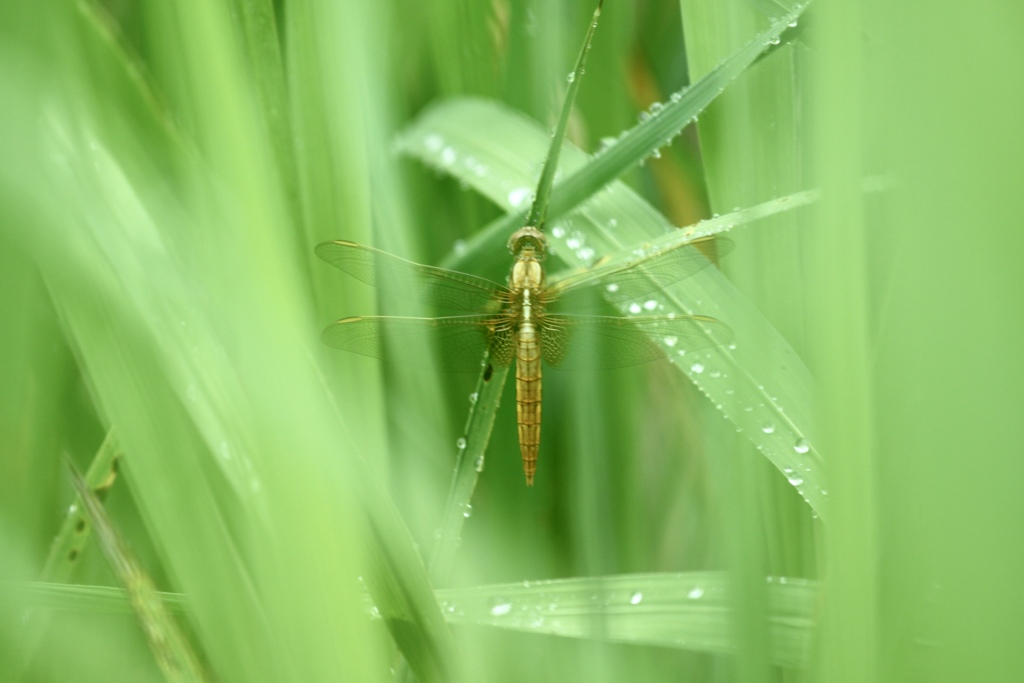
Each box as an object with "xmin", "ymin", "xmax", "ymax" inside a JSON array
[
  {"xmin": 508, "ymin": 226, "xmax": 547, "ymax": 294},
  {"xmin": 510, "ymin": 256, "xmax": 545, "ymax": 293}
]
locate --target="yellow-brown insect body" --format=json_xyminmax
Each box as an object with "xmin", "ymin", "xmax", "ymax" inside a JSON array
[{"xmin": 507, "ymin": 227, "xmax": 548, "ymax": 486}]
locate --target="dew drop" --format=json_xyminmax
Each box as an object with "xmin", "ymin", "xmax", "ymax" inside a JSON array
[
  {"xmin": 507, "ymin": 187, "xmax": 532, "ymax": 208},
  {"xmin": 629, "ymin": 591, "xmax": 643, "ymax": 605},
  {"xmin": 628, "ymin": 303, "xmax": 642, "ymax": 314},
  {"xmin": 552, "ymin": 225, "xmax": 566, "ymax": 238},
  {"xmin": 490, "ymin": 598, "xmax": 512, "ymax": 616},
  {"xmin": 606, "ymin": 283, "xmax": 620, "ymax": 293},
  {"xmin": 643, "ymin": 299, "xmax": 658, "ymax": 311},
  {"xmin": 468, "ymin": 392, "xmax": 478, "ymax": 404},
  {"xmin": 474, "ymin": 455, "xmax": 485, "ymax": 472},
  {"xmin": 761, "ymin": 422, "xmax": 776, "ymax": 434},
  {"xmin": 663, "ymin": 336, "xmax": 678, "ymax": 347},
  {"xmin": 456, "ymin": 437, "xmax": 467, "ymax": 450},
  {"xmin": 607, "ymin": 218, "xmax": 618, "ymax": 228},
  {"xmin": 440, "ymin": 147, "xmax": 457, "ymax": 165},
  {"xmin": 690, "ymin": 362, "xmax": 705, "ymax": 374},
  {"xmin": 793, "ymin": 438, "xmax": 810, "ymax": 454},
  {"xmin": 597, "ymin": 136, "xmax": 618, "ymax": 154},
  {"xmin": 687, "ymin": 586, "xmax": 704, "ymax": 599},
  {"xmin": 424, "ymin": 134, "xmax": 443, "ymax": 151}
]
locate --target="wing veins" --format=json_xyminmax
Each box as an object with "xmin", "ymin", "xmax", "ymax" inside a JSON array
[
  {"xmin": 321, "ymin": 314, "xmax": 510, "ymax": 371},
  {"xmin": 545, "ymin": 236, "xmax": 731, "ymax": 310},
  {"xmin": 316, "ymin": 241, "xmax": 509, "ymax": 312},
  {"xmin": 540, "ymin": 313, "xmax": 731, "ymax": 370}
]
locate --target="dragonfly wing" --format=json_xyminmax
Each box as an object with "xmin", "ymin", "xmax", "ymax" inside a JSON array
[
  {"xmin": 540, "ymin": 314, "xmax": 732, "ymax": 370},
  {"xmin": 321, "ymin": 315, "xmax": 514, "ymax": 371},
  {"xmin": 315, "ymin": 240, "xmax": 509, "ymax": 313},
  {"xmin": 546, "ymin": 236, "xmax": 732, "ymax": 312}
]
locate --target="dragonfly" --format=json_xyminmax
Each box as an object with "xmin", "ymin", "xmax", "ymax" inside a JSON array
[{"xmin": 316, "ymin": 228, "xmax": 731, "ymax": 485}]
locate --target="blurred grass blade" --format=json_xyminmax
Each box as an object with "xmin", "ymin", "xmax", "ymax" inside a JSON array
[
  {"xmin": 18, "ymin": 430, "xmax": 122, "ymax": 674},
  {"xmin": 66, "ymin": 461, "xmax": 208, "ymax": 683},
  {"xmin": 526, "ymin": 0, "xmax": 602, "ymax": 230},
  {"xmin": 435, "ymin": 572, "xmax": 816, "ymax": 668},
  {"xmin": 398, "ymin": 99, "xmax": 826, "ymax": 515},
  {"xmin": 408, "ymin": 4, "xmax": 808, "ymax": 268},
  {"xmin": 363, "ymin": 506, "xmax": 462, "ymax": 683}
]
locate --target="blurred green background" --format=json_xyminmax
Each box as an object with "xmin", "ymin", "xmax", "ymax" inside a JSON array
[{"xmin": 1, "ymin": 0, "xmax": 1022, "ymax": 682}]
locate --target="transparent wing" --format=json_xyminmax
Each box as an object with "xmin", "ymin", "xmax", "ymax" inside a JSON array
[
  {"xmin": 540, "ymin": 314, "xmax": 732, "ymax": 370},
  {"xmin": 321, "ymin": 315, "xmax": 516, "ymax": 371},
  {"xmin": 315, "ymin": 240, "xmax": 509, "ymax": 313},
  {"xmin": 545, "ymin": 236, "xmax": 732, "ymax": 312}
]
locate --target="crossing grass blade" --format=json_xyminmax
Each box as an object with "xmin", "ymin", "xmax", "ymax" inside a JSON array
[{"xmin": 435, "ymin": 572, "xmax": 816, "ymax": 668}]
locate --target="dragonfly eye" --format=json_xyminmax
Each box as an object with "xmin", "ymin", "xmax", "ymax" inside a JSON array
[{"xmin": 507, "ymin": 226, "xmax": 548, "ymax": 256}]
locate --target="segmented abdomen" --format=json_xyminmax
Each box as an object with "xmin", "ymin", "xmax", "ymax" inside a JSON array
[{"xmin": 515, "ymin": 323, "xmax": 542, "ymax": 486}]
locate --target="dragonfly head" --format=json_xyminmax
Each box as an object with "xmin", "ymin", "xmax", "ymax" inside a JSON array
[{"xmin": 508, "ymin": 226, "xmax": 548, "ymax": 260}]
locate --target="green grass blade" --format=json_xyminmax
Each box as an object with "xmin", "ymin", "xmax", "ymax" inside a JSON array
[
  {"xmin": 435, "ymin": 572, "xmax": 815, "ymax": 668},
  {"xmin": 428, "ymin": 364, "xmax": 510, "ymax": 583},
  {"xmin": 526, "ymin": 1, "xmax": 603, "ymax": 230},
  {"xmin": 398, "ymin": 99, "xmax": 826, "ymax": 515}
]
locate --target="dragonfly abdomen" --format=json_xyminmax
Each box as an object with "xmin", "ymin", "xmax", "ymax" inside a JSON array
[{"xmin": 515, "ymin": 321, "xmax": 542, "ymax": 486}]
